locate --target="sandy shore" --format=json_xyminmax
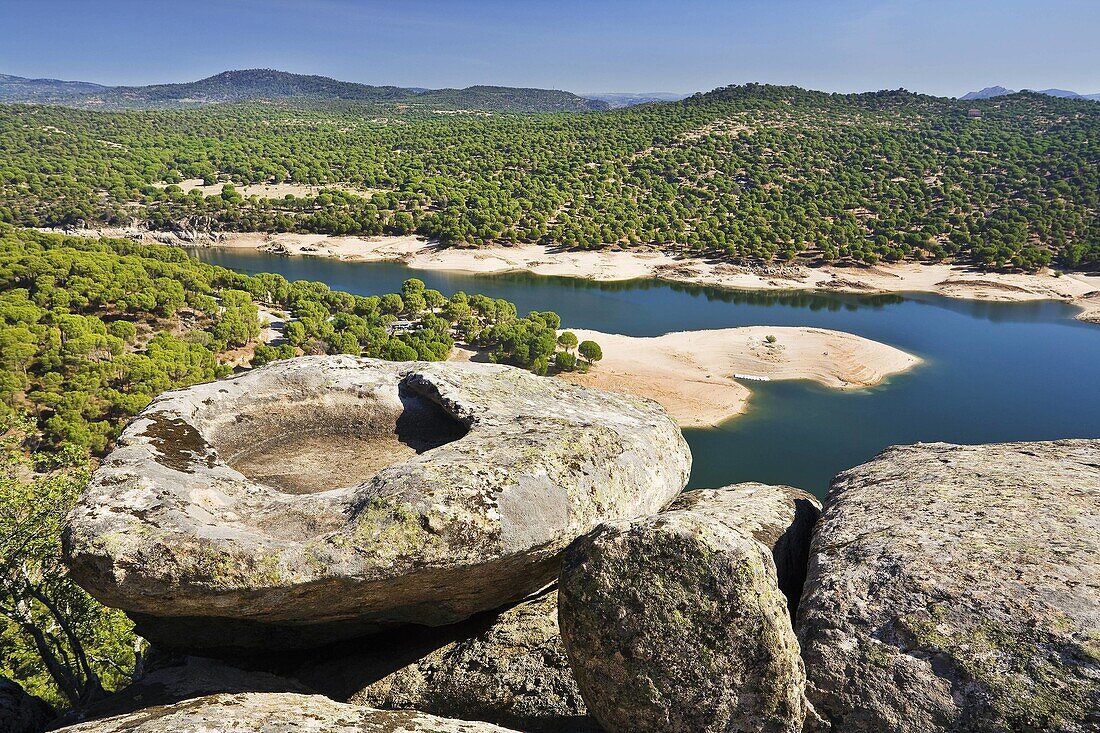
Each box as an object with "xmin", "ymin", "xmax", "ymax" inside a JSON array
[
  {"xmin": 209, "ymin": 233, "xmax": 1100, "ymax": 322},
  {"xmin": 41, "ymin": 228, "xmax": 1100, "ymax": 322},
  {"xmin": 452, "ymin": 327, "xmax": 920, "ymax": 428}
]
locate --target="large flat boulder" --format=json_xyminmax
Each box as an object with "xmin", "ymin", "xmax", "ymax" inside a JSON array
[
  {"xmin": 293, "ymin": 589, "xmax": 596, "ymax": 733},
  {"xmin": 798, "ymin": 440, "xmax": 1100, "ymax": 733},
  {"xmin": 1, "ymin": 676, "xmax": 54, "ymax": 733},
  {"xmin": 558, "ymin": 483, "xmax": 817, "ymax": 733},
  {"xmin": 65, "ymin": 356, "xmax": 690, "ymax": 651},
  {"xmin": 53, "ymin": 692, "xmax": 524, "ymax": 732}
]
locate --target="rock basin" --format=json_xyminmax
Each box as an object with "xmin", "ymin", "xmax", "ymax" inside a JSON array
[{"xmin": 64, "ymin": 356, "xmax": 691, "ymax": 652}]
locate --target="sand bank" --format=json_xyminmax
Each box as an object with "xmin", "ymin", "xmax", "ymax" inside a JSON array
[{"xmin": 451, "ymin": 326, "xmax": 920, "ymax": 428}]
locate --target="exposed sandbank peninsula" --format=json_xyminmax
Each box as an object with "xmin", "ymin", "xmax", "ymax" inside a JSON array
[{"xmin": 453, "ymin": 326, "xmax": 920, "ymax": 428}]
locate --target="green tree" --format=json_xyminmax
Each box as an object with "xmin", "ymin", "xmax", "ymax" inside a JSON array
[
  {"xmin": 379, "ymin": 293, "xmax": 404, "ymax": 315},
  {"xmin": 401, "ymin": 279, "xmax": 426, "ymax": 298},
  {"xmin": 555, "ymin": 351, "xmax": 577, "ymax": 372},
  {"xmin": 557, "ymin": 331, "xmax": 578, "ymax": 352},
  {"xmin": 578, "ymin": 340, "xmax": 603, "ymax": 364},
  {"xmin": 0, "ymin": 417, "xmax": 140, "ymax": 710}
]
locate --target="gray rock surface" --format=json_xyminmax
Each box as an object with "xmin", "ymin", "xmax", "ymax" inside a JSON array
[
  {"xmin": 65, "ymin": 356, "xmax": 690, "ymax": 651},
  {"xmin": 53, "ymin": 692, "xmax": 524, "ymax": 732},
  {"xmin": 558, "ymin": 484, "xmax": 813, "ymax": 733},
  {"xmin": 293, "ymin": 589, "xmax": 596, "ymax": 733},
  {"xmin": 1, "ymin": 676, "xmax": 54, "ymax": 733},
  {"xmin": 798, "ymin": 440, "xmax": 1100, "ymax": 733}
]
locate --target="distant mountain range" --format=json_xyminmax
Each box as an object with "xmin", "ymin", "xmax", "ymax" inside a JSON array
[
  {"xmin": 582, "ymin": 91, "xmax": 690, "ymax": 108},
  {"xmin": 0, "ymin": 69, "xmax": 609, "ymax": 112},
  {"xmin": 0, "ymin": 73, "xmax": 107, "ymax": 103},
  {"xmin": 961, "ymin": 85, "xmax": 1100, "ymax": 101},
  {"xmin": 5, "ymin": 70, "xmax": 1099, "ymax": 112}
]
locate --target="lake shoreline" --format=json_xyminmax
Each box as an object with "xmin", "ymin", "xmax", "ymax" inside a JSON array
[
  {"xmin": 39, "ymin": 228, "xmax": 1100, "ymax": 323},
  {"xmin": 45, "ymin": 227, "xmax": 1097, "ymax": 492},
  {"xmin": 450, "ymin": 326, "xmax": 921, "ymax": 428},
  {"xmin": 216, "ymin": 233, "xmax": 1100, "ymax": 325}
]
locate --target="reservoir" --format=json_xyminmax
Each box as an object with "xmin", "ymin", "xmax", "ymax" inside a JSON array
[{"xmin": 187, "ymin": 247, "xmax": 1100, "ymax": 497}]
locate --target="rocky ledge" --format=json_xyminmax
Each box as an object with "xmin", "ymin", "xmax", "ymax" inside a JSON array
[
  {"xmin": 292, "ymin": 588, "xmax": 595, "ymax": 732},
  {"xmin": 64, "ymin": 356, "xmax": 690, "ymax": 651},
  {"xmin": 798, "ymin": 439, "xmax": 1100, "ymax": 732},
  {"xmin": 53, "ymin": 692, "xmax": 525, "ymax": 732},
  {"xmin": 50, "ymin": 367, "xmax": 1100, "ymax": 733}
]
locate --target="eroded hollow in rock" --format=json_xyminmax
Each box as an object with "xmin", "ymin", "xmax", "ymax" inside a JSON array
[{"xmin": 208, "ymin": 384, "xmax": 468, "ymax": 494}]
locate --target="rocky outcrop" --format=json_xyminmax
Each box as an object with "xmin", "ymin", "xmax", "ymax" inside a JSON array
[
  {"xmin": 293, "ymin": 589, "xmax": 595, "ymax": 733},
  {"xmin": 65, "ymin": 356, "xmax": 690, "ymax": 652},
  {"xmin": 55, "ymin": 656, "xmax": 313, "ymax": 727},
  {"xmin": 798, "ymin": 440, "xmax": 1100, "ymax": 733},
  {"xmin": 53, "ymin": 692, "xmax": 524, "ymax": 732},
  {"xmin": 1, "ymin": 676, "xmax": 54, "ymax": 733},
  {"xmin": 558, "ymin": 483, "xmax": 816, "ymax": 733}
]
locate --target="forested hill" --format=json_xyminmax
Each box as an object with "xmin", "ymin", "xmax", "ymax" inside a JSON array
[
  {"xmin": 1, "ymin": 82, "xmax": 1097, "ymax": 270},
  {"xmin": 411, "ymin": 85, "xmax": 609, "ymax": 113},
  {"xmin": 89, "ymin": 69, "xmax": 412, "ymax": 106},
  {"xmin": 0, "ymin": 69, "xmax": 608, "ymax": 112}
]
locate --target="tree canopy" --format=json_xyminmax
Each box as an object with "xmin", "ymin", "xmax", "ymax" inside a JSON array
[
  {"xmin": 0, "ymin": 86, "xmax": 1096, "ymax": 271},
  {"xmin": 0, "ymin": 226, "xmax": 578, "ymax": 456}
]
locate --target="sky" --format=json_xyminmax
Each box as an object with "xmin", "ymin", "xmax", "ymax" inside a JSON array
[{"xmin": 1, "ymin": 0, "xmax": 1097, "ymax": 97}]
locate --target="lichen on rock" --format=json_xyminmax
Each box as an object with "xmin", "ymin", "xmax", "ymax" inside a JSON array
[
  {"xmin": 798, "ymin": 439, "xmax": 1100, "ymax": 733},
  {"xmin": 51, "ymin": 692, "xmax": 526, "ymax": 732},
  {"xmin": 558, "ymin": 483, "xmax": 816, "ymax": 733},
  {"xmin": 666, "ymin": 482, "xmax": 820, "ymax": 613}
]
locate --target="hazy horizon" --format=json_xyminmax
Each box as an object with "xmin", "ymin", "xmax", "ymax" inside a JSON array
[{"xmin": 1, "ymin": 0, "xmax": 1097, "ymax": 98}]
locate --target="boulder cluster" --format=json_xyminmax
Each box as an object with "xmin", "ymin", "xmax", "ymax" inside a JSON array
[{"xmin": 7, "ymin": 358, "xmax": 1096, "ymax": 732}]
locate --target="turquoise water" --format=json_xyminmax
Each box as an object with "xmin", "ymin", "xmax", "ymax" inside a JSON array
[{"xmin": 188, "ymin": 248, "xmax": 1100, "ymax": 497}]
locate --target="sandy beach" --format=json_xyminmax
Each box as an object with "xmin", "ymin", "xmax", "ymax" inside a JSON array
[
  {"xmin": 452, "ymin": 326, "xmax": 920, "ymax": 428},
  {"xmin": 207, "ymin": 233, "xmax": 1100, "ymax": 323}
]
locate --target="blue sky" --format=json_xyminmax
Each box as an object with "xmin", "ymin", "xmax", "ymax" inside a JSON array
[{"xmin": 1, "ymin": 0, "xmax": 1097, "ymax": 96}]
